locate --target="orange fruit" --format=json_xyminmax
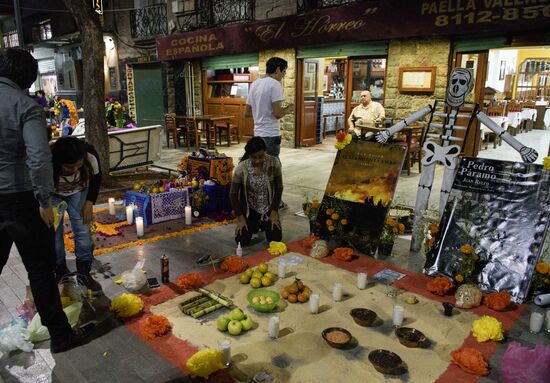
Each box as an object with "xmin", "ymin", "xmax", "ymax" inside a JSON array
[
  {"xmin": 297, "ymin": 293, "xmax": 307, "ymax": 303},
  {"xmin": 282, "ymin": 290, "xmax": 289, "ymax": 299},
  {"xmin": 288, "ymin": 294, "xmax": 297, "ymax": 303},
  {"xmin": 287, "ymin": 285, "xmax": 298, "ymax": 294}
]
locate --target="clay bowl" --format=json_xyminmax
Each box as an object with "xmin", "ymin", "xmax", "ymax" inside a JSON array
[
  {"xmin": 395, "ymin": 327, "xmax": 427, "ymax": 348},
  {"xmin": 350, "ymin": 308, "xmax": 377, "ymax": 327},
  {"xmin": 322, "ymin": 327, "xmax": 352, "ymax": 349},
  {"xmin": 368, "ymin": 349, "xmax": 405, "ymax": 375}
]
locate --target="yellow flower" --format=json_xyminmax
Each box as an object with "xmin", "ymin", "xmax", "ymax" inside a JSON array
[
  {"xmin": 311, "ymin": 200, "xmax": 320, "ymax": 209},
  {"xmin": 471, "ymin": 315, "xmax": 504, "ymax": 342},
  {"xmin": 543, "ymin": 156, "xmax": 550, "ymax": 171},
  {"xmin": 326, "ymin": 219, "xmax": 333, "ymax": 226},
  {"xmin": 331, "ymin": 213, "xmax": 339, "ymax": 220},
  {"xmin": 326, "ymin": 208, "xmax": 334, "ymax": 216},
  {"xmin": 268, "ymin": 241, "xmax": 288, "ymax": 255},
  {"xmin": 459, "ymin": 245, "xmax": 475, "ymax": 255},
  {"xmin": 455, "ymin": 274, "xmax": 464, "ymax": 283},
  {"xmin": 341, "ymin": 219, "xmax": 348, "ymax": 225},
  {"xmin": 334, "ymin": 133, "xmax": 352, "ymax": 150},
  {"xmin": 110, "ymin": 293, "xmax": 144, "ymax": 318},
  {"xmin": 536, "ymin": 262, "xmax": 549, "ymax": 274},
  {"xmin": 328, "ymin": 225, "xmax": 335, "ymax": 232}
]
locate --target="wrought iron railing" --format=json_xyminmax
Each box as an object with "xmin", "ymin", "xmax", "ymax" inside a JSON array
[
  {"xmin": 174, "ymin": 0, "xmax": 253, "ymax": 33},
  {"xmin": 130, "ymin": 3, "xmax": 168, "ymax": 40},
  {"xmin": 297, "ymin": 0, "xmax": 362, "ymax": 14}
]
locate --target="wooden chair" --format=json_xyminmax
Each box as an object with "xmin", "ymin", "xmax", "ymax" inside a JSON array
[
  {"xmin": 177, "ymin": 116, "xmax": 198, "ymax": 150},
  {"xmin": 215, "ymin": 122, "xmax": 240, "ymax": 147},
  {"xmin": 164, "ymin": 113, "xmax": 182, "ymax": 148},
  {"xmin": 393, "ymin": 125, "xmax": 424, "ymax": 176},
  {"xmin": 483, "ymin": 106, "xmax": 504, "ymax": 149}
]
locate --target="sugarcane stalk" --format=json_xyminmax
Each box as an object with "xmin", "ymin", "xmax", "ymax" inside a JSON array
[
  {"xmin": 180, "ymin": 296, "xmax": 209, "ymax": 311},
  {"xmin": 197, "ymin": 288, "xmax": 232, "ymax": 307},
  {"xmin": 187, "ymin": 299, "xmax": 217, "ymax": 314},
  {"xmin": 192, "ymin": 303, "xmax": 223, "ymax": 318}
]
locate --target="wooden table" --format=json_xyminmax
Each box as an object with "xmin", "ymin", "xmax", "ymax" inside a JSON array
[{"xmin": 177, "ymin": 115, "xmax": 235, "ymax": 149}]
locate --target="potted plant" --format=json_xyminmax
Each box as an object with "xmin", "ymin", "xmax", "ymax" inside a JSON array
[{"xmin": 378, "ymin": 218, "xmax": 405, "ymax": 256}]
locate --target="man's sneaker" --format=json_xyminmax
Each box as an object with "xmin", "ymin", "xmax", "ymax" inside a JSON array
[
  {"xmin": 279, "ymin": 201, "xmax": 288, "ymax": 210},
  {"xmin": 50, "ymin": 325, "xmax": 94, "ymax": 354}
]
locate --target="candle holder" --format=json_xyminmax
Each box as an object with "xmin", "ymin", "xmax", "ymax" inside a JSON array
[{"xmin": 442, "ymin": 302, "xmax": 454, "ymax": 317}]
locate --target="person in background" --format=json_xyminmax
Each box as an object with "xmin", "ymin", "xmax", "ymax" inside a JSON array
[
  {"xmin": 35, "ymin": 90, "xmax": 48, "ymax": 108},
  {"xmin": 230, "ymin": 137, "xmax": 283, "ymax": 246},
  {"xmin": 245, "ymin": 57, "xmax": 293, "ymax": 209},
  {"xmin": 51, "ymin": 137, "xmax": 102, "ymax": 295},
  {"xmin": 348, "ymin": 90, "xmax": 385, "ymax": 139},
  {"xmin": 0, "ymin": 48, "xmax": 90, "ymax": 353}
]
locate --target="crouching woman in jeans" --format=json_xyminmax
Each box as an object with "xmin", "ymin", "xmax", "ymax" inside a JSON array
[{"xmin": 230, "ymin": 137, "xmax": 283, "ymax": 246}]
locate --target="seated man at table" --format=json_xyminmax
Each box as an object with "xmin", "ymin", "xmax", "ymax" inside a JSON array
[{"xmin": 348, "ymin": 91, "xmax": 385, "ymax": 140}]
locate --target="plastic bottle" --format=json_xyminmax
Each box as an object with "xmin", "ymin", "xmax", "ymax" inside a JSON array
[
  {"xmin": 161, "ymin": 254, "xmax": 169, "ymax": 283},
  {"xmin": 236, "ymin": 242, "xmax": 243, "ymax": 257}
]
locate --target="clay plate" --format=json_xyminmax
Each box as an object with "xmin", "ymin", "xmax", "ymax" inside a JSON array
[
  {"xmin": 395, "ymin": 327, "xmax": 427, "ymax": 348},
  {"xmin": 368, "ymin": 349, "xmax": 405, "ymax": 375},
  {"xmin": 350, "ymin": 308, "xmax": 377, "ymax": 327},
  {"xmin": 321, "ymin": 327, "xmax": 352, "ymax": 349}
]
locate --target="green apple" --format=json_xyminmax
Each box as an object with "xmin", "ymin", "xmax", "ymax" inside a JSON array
[
  {"xmin": 252, "ymin": 271, "xmax": 263, "ymax": 279},
  {"xmin": 258, "ymin": 263, "xmax": 268, "ymax": 273},
  {"xmin": 230, "ymin": 308, "xmax": 245, "ymax": 321},
  {"xmin": 240, "ymin": 314, "xmax": 253, "ymax": 331},
  {"xmin": 216, "ymin": 316, "xmax": 230, "ymax": 331},
  {"xmin": 245, "ymin": 268, "xmax": 254, "ymax": 277},
  {"xmin": 239, "ymin": 273, "xmax": 250, "ymax": 284},
  {"xmin": 227, "ymin": 320, "xmax": 242, "ymax": 335}
]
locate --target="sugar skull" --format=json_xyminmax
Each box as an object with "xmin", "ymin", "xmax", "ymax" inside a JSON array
[
  {"xmin": 454, "ymin": 284, "xmax": 482, "ymax": 309},
  {"xmin": 446, "ymin": 68, "xmax": 474, "ymax": 108}
]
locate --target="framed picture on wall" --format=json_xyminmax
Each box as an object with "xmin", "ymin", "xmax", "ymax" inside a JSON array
[
  {"xmin": 499, "ymin": 60, "xmax": 506, "ymax": 81},
  {"xmin": 307, "ymin": 62, "xmax": 316, "ymax": 73},
  {"xmin": 398, "ymin": 66, "xmax": 436, "ymax": 92}
]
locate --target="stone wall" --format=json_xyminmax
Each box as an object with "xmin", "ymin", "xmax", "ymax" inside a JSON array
[
  {"xmin": 192, "ymin": 59, "xmax": 203, "ymax": 114},
  {"xmin": 259, "ymin": 48, "xmax": 297, "ymax": 147},
  {"xmin": 385, "ymin": 38, "xmax": 451, "ymax": 123},
  {"xmin": 255, "ymin": 0, "xmax": 296, "ymax": 20}
]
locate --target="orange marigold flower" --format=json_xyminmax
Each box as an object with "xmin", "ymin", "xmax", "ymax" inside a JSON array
[
  {"xmin": 302, "ymin": 234, "xmax": 319, "ymax": 249},
  {"xmin": 451, "ymin": 348, "xmax": 489, "ymax": 376},
  {"xmin": 332, "ymin": 247, "xmax": 354, "ymax": 262},
  {"xmin": 336, "ymin": 131, "xmax": 346, "ymax": 142},
  {"xmin": 175, "ymin": 273, "xmax": 204, "ymax": 291},
  {"xmin": 331, "ymin": 213, "xmax": 339, "ymax": 220},
  {"xmin": 426, "ymin": 277, "xmax": 453, "ymax": 296},
  {"xmin": 386, "ymin": 218, "xmax": 397, "ymax": 227},
  {"xmin": 140, "ymin": 314, "xmax": 171, "ymax": 340},
  {"xmin": 459, "ymin": 245, "xmax": 475, "ymax": 255},
  {"xmin": 392, "ymin": 227, "xmax": 398, "ymax": 234},
  {"xmin": 535, "ymin": 262, "xmax": 549, "ymax": 274},
  {"xmin": 428, "ymin": 224, "xmax": 439, "ymax": 233},
  {"xmin": 484, "ymin": 291, "xmax": 511, "ymax": 311},
  {"xmin": 455, "ymin": 274, "xmax": 464, "ymax": 283},
  {"xmin": 311, "ymin": 200, "xmax": 320, "ymax": 208},
  {"xmin": 326, "ymin": 219, "xmax": 333, "ymax": 226},
  {"xmin": 326, "ymin": 208, "xmax": 334, "ymax": 216},
  {"xmin": 220, "ymin": 255, "xmax": 248, "ymax": 273},
  {"xmin": 341, "ymin": 219, "xmax": 348, "ymax": 225},
  {"xmin": 398, "ymin": 223, "xmax": 405, "ymax": 234},
  {"xmin": 328, "ymin": 225, "xmax": 335, "ymax": 232}
]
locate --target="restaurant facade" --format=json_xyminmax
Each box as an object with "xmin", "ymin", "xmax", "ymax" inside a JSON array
[{"xmin": 154, "ymin": 0, "xmax": 550, "ymax": 157}]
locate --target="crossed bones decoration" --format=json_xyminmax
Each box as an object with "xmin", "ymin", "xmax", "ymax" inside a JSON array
[{"xmin": 376, "ymin": 68, "xmax": 538, "ymax": 252}]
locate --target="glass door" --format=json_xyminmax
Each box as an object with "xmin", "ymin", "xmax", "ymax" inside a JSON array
[{"xmin": 345, "ymin": 58, "xmax": 387, "ymax": 119}]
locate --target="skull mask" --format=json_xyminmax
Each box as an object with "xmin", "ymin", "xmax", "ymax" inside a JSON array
[
  {"xmin": 454, "ymin": 284, "xmax": 482, "ymax": 309},
  {"xmin": 446, "ymin": 68, "xmax": 474, "ymax": 108}
]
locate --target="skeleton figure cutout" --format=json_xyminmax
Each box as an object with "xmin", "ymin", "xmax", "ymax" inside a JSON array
[{"xmin": 376, "ymin": 68, "xmax": 538, "ymax": 252}]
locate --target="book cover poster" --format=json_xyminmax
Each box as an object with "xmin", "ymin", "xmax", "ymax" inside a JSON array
[
  {"xmin": 425, "ymin": 157, "xmax": 550, "ymax": 303},
  {"xmin": 315, "ymin": 141, "xmax": 406, "ymax": 255}
]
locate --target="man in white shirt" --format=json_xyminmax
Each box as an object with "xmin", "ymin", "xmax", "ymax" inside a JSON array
[
  {"xmin": 245, "ymin": 57, "xmax": 294, "ymax": 157},
  {"xmin": 348, "ymin": 90, "xmax": 385, "ymax": 139}
]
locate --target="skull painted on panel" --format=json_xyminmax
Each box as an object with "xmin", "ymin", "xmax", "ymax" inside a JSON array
[
  {"xmin": 446, "ymin": 68, "xmax": 474, "ymax": 108},
  {"xmin": 454, "ymin": 284, "xmax": 482, "ymax": 309}
]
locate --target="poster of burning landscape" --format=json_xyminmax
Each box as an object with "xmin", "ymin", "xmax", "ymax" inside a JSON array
[{"xmin": 315, "ymin": 141, "xmax": 406, "ymax": 255}]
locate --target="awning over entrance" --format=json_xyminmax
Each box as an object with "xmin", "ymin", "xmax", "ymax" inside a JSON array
[
  {"xmin": 202, "ymin": 53, "xmax": 259, "ymax": 70},
  {"xmin": 297, "ymin": 41, "xmax": 388, "ymax": 59}
]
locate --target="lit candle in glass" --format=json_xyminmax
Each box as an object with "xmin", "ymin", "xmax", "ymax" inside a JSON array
[
  {"xmin": 126, "ymin": 205, "xmax": 134, "ymax": 224},
  {"xmin": 108, "ymin": 198, "xmax": 116, "ymax": 215},
  {"xmin": 309, "ymin": 293, "xmax": 320, "ymax": 314},
  {"xmin": 135, "ymin": 217, "xmax": 144, "ymax": 237},
  {"xmin": 185, "ymin": 205, "xmax": 192, "ymax": 225},
  {"xmin": 357, "ymin": 273, "xmax": 367, "ymax": 289},
  {"xmin": 332, "ymin": 282, "xmax": 343, "ymax": 302},
  {"xmin": 217, "ymin": 339, "xmax": 231, "ymax": 366},
  {"xmin": 392, "ymin": 305, "xmax": 405, "ymax": 327},
  {"xmin": 268, "ymin": 316, "xmax": 279, "ymax": 339}
]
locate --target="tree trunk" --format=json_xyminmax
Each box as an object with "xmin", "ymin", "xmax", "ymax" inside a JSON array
[{"xmin": 62, "ymin": 0, "xmax": 110, "ymax": 176}]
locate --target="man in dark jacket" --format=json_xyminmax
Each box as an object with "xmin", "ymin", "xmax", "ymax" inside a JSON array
[{"xmin": 0, "ymin": 48, "xmax": 90, "ymax": 353}]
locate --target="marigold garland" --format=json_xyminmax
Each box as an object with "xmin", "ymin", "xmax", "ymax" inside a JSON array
[
  {"xmin": 450, "ymin": 348, "xmax": 489, "ymax": 376},
  {"xmin": 174, "ymin": 273, "xmax": 204, "ymax": 291},
  {"xmin": 426, "ymin": 276, "xmax": 454, "ymax": 296},
  {"xmin": 220, "ymin": 255, "xmax": 248, "ymax": 273},
  {"xmin": 110, "ymin": 293, "xmax": 144, "ymax": 318},
  {"xmin": 484, "ymin": 291, "xmax": 511, "ymax": 311},
  {"xmin": 92, "ymin": 221, "xmax": 131, "ymax": 236},
  {"xmin": 140, "ymin": 314, "xmax": 172, "ymax": 339},
  {"xmin": 332, "ymin": 247, "xmax": 354, "ymax": 262},
  {"xmin": 64, "ymin": 219, "xmax": 234, "ymax": 256}
]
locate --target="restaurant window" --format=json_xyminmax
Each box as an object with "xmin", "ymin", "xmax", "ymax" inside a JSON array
[
  {"xmin": 350, "ymin": 58, "xmax": 386, "ymax": 104},
  {"xmin": 32, "ymin": 20, "xmax": 52, "ymax": 42},
  {"xmin": 516, "ymin": 58, "xmax": 549, "ymax": 101},
  {"xmin": 3, "ymin": 30, "xmax": 19, "ymax": 47}
]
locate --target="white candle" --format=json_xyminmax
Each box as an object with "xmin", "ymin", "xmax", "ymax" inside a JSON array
[
  {"xmin": 529, "ymin": 311, "xmax": 544, "ymax": 333},
  {"xmin": 108, "ymin": 198, "xmax": 116, "ymax": 215},
  {"xmin": 332, "ymin": 282, "xmax": 343, "ymax": 302},
  {"xmin": 277, "ymin": 262, "xmax": 286, "ymax": 279},
  {"xmin": 392, "ymin": 305, "xmax": 405, "ymax": 327},
  {"xmin": 357, "ymin": 272, "xmax": 367, "ymax": 289},
  {"xmin": 126, "ymin": 205, "xmax": 134, "ymax": 224},
  {"xmin": 135, "ymin": 217, "xmax": 144, "ymax": 237},
  {"xmin": 217, "ymin": 339, "xmax": 231, "ymax": 365},
  {"xmin": 309, "ymin": 293, "xmax": 320, "ymax": 314},
  {"xmin": 268, "ymin": 316, "xmax": 279, "ymax": 339},
  {"xmin": 185, "ymin": 205, "xmax": 192, "ymax": 225},
  {"xmin": 546, "ymin": 310, "xmax": 550, "ymax": 333}
]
